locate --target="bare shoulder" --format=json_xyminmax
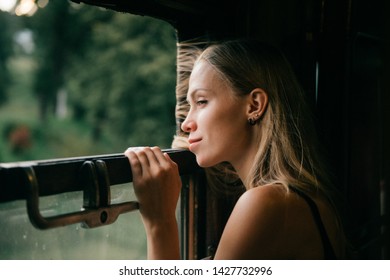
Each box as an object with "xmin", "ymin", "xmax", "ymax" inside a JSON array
[
  {"xmin": 214, "ymin": 184, "xmax": 342, "ymax": 259},
  {"xmin": 214, "ymin": 184, "xmax": 293, "ymax": 259},
  {"xmin": 239, "ymin": 183, "xmax": 289, "ymax": 206},
  {"xmin": 232, "ymin": 185, "xmax": 291, "ymax": 227}
]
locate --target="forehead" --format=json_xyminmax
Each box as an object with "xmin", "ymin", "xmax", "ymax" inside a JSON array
[
  {"xmin": 190, "ymin": 60, "xmax": 219, "ymax": 83},
  {"xmin": 188, "ymin": 61, "xmax": 226, "ymax": 96}
]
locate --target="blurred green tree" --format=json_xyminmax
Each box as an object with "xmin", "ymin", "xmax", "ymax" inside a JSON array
[
  {"xmin": 65, "ymin": 8, "xmax": 177, "ymax": 147},
  {"xmin": 0, "ymin": 11, "xmax": 13, "ymax": 105},
  {"xmin": 3, "ymin": 2, "xmax": 177, "ymax": 159},
  {"xmin": 26, "ymin": 1, "xmax": 86, "ymax": 121}
]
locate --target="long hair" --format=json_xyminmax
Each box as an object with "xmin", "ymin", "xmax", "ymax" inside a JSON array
[
  {"xmin": 199, "ymin": 40, "xmax": 337, "ymax": 196},
  {"xmin": 173, "ymin": 40, "xmax": 245, "ymax": 196},
  {"xmin": 175, "ymin": 39, "xmax": 340, "ymax": 200},
  {"xmin": 173, "ymin": 39, "xmax": 346, "ymax": 256}
]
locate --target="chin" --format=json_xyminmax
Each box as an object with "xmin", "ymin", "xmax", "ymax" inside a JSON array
[
  {"xmin": 197, "ymin": 161, "xmax": 212, "ymax": 168},
  {"xmin": 195, "ymin": 155, "xmax": 220, "ymax": 168}
]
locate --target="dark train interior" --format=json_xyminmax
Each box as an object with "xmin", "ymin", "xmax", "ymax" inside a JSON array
[{"xmin": 1, "ymin": 0, "xmax": 389, "ymax": 259}]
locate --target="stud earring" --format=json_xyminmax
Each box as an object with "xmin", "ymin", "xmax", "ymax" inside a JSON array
[{"xmin": 248, "ymin": 114, "xmax": 259, "ymax": 125}]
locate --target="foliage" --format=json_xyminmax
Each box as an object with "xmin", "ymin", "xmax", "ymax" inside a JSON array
[
  {"xmin": 0, "ymin": 2, "xmax": 177, "ymax": 162},
  {"xmin": 0, "ymin": 2, "xmax": 177, "ymax": 260},
  {"xmin": 65, "ymin": 7, "xmax": 177, "ymax": 147},
  {"xmin": 0, "ymin": 11, "xmax": 14, "ymax": 105}
]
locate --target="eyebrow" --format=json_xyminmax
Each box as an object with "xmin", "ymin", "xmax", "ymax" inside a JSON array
[{"xmin": 186, "ymin": 88, "xmax": 211, "ymax": 103}]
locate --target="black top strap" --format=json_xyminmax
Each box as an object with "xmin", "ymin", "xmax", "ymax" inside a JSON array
[{"xmin": 290, "ymin": 187, "xmax": 337, "ymax": 260}]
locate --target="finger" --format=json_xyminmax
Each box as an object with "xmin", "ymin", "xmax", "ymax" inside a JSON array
[
  {"xmin": 124, "ymin": 147, "xmax": 143, "ymax": 153},
  {"xmin": 135, "ymin": 147, "xmax": 150, "ymax": 171},
  {"xmin": 153, "ymin": 147, "xmax": 178, "ymax": 173},
  {"xmin": 142, "ymin": 147, "xmax": 161, "ymax": 167},
  {"xmin": 151, "ymin": 146, "xmax": 169, "ymax": 165},
  {"xmin": 162, "ymin": 150, "xmax": 179, "ymax": 168},
  {"xmin": 124, "ymin": 150, "xmax": 143, "ymax": 177}
]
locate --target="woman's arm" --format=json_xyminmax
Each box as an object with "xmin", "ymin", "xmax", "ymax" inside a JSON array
[{"xmin": 125, "ymin": 146, "xmax": 182, "ymax": 259}]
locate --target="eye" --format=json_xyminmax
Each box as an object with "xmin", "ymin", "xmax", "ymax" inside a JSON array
[{"xmin": 196, "ymin": 99, "xmax": 208, "ymax": 106}]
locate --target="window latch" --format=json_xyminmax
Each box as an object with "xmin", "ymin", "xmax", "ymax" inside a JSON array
[{"xmin": 23, "ymin": 159, "xmax": 139, "ymax": 230}]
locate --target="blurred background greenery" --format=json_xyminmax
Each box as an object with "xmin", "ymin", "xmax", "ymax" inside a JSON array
[
  {"xmin": 0, "ymin": 0, "xmax": 177, "ymax": 163},
  {"xmin": 0, "ymin": 0, "xmax": 177, "ymax": 260}
]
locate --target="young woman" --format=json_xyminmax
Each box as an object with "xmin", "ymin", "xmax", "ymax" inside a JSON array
[{"xmin": 125, "ymin": 39, "xmax": 345, "ymax": 259}]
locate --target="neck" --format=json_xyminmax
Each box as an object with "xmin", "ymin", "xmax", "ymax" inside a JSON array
[
  {"xmin": 231, "ymin": 143, "xmax": 258, "ymax": 190},
  {"xmin": 230, "ymin": 125, "xmax": 262, "ymax": 190}
]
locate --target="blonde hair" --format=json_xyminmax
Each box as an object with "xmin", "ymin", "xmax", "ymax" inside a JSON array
[
  {"xmin": 173, "ymin": 40, "xmax": 346, "ymax": 257},
  {"xmin": 173, "ymin": 40, "xmax": 244, "ymax": 196},
  {"xmin": 173, "ymin": 39, "xmax": 335, "ymax": 200}
]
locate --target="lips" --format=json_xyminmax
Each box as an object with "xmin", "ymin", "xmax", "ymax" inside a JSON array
[
  {"xmin": 188, "ymin": 138, "xmax": 201, "ymax": 144},
  {"xmin": 188, "ymin": 138, "xmax": 202, "ymax": 151}
]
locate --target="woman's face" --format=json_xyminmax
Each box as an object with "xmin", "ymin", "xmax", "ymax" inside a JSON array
[{"xmin": 181, "ymin": 60, "xmax": 252, "ymax": 168}]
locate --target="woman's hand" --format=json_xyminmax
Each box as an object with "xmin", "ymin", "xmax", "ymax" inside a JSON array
[
  {"xmin": 124, "ymin": 146, "xmax": 182, "ymax": 228},
  {"xmin": 124, "ymin": 146, "xmax": 182, "ymax": 259}
]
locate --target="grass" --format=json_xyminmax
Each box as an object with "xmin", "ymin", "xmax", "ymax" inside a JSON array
[{"xmin": 2, "ymin": 54, "xmax": 109, "ymax": 162}]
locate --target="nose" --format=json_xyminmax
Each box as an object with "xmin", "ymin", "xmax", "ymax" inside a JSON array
[{"xmin": 181, "ymin": 113, "xmax": 196, "ymax": 133}]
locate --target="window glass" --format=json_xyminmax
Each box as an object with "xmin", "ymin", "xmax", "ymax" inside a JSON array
[
  {"xmin": 0, "ymin": 1, "xmax": 176, "ymax": 259},
  {"xmin": 0, "ymin": 183, "xmax": 147, "ymax": 259}
]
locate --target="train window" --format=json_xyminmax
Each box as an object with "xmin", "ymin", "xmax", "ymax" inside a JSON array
[
  {"xmin": 0, "ymin": 1, "xmax": 177, "ymax": 259},
  {"xmin": 0, "ymin": 184, "xmax": 146, "ymax": 259},
  {"xmin": 1, "ymin": 0, "xmax": 388, "ymax": 262}
]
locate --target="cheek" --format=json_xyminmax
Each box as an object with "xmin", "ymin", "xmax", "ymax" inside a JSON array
[
  {"xmin": 209, "ymin": 115, "xmax": 246, "ymax": 151},
  {"xmin": 218, "ymin": 112, "xmax": 250, "ymax": 149},
  {"xmin": 199, "ymin": 101, "xmax": 247, "ymax": 140},
  {"xmin": 216, "ymin": 109, "xmax": 246, "ymax": 134}
]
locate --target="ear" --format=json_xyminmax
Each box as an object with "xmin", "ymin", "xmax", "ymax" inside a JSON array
[{"xmin": 246, "ymin": 88, "xmax": 268, "ymax": 120}]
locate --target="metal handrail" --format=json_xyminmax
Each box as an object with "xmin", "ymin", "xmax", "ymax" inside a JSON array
[{"xmin": 0, "ymin": 149, "xmax": 200, "ymax": 230}]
